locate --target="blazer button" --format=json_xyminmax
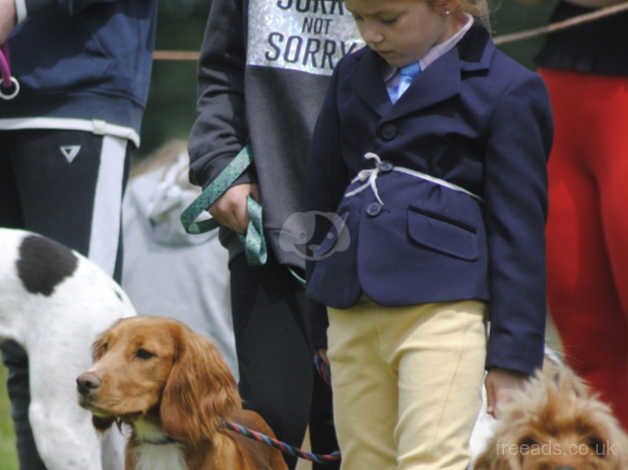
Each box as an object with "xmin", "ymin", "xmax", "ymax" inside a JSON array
[
  {"xmin": 379, "ymin": 123, "xmax": 397, "ymax": 141},
  {"xmin": 366, "ymin": 202, "xmax": 383, "ymax": 217}
]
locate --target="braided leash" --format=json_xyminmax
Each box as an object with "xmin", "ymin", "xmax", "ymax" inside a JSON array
[
  {"xmin": 0, "ymin": 43, "xmax": 19, "ymax": 100},
  {"xmin": 222, "ymin": 419, "xmax": 341, "ymax": 464}
]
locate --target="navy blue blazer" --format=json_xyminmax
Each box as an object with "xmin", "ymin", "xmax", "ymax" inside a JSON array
[{"xmin": 305, "ymin": 24, "xmax": 553, "ymax": 376}]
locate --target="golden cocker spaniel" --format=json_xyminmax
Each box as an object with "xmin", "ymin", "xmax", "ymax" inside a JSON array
[{"xmin": 77, "ymin": 316, "xmax": 288, "ymax": 470}]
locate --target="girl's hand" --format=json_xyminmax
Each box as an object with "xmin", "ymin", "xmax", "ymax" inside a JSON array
[
  {"xmin": 317, "ymin": 348, "xmax": 329, "ymax": 366},
  {"xmin": 485, "ymin": 368, "xmax": 528, "ymax": 418},
  {"xmin": 315, "ymin": 349, "xmax": 331, "ymax": 386},
  {"xmin": 208, "ymin": 183, "xmax": 259, "ymax": 234}
]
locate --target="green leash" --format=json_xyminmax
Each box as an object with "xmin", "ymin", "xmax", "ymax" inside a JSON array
[{"xmin": 180, "ymin": 146, "xmax": 267, "ymax": 266}]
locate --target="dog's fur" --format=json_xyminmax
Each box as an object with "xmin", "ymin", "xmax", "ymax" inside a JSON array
[
  {"xmin": 474, "ymin": 366, "xmax": 628, "ymax": 469},
  {"xmin": 77, "ymin": 316, "xmax": 288, "ymax": 470},
  {"xmin": 0, "ymin": 228, "xmax": 136, "ymax": 469}
]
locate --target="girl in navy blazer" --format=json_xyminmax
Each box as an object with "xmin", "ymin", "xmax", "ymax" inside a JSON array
[{"xmin": 305, "ymin": 0, "xmax": 553, "ymax": 468}]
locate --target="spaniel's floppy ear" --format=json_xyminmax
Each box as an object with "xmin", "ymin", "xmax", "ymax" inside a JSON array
[
  {"xmin": 91, "ymin": 332, "xmax": 108, "ymax": 361},
  {"xmin": 91, "ymin": 319, "xmax": 123, "ymax": 361},
  {"xmin": 160, "ymin": 325, "xmax": 240, "ymax": 444}
]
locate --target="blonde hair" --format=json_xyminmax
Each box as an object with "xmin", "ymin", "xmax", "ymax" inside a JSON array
[{"xmin": 427, "ymin": 0, "xmax": 484, "ymax": 17}]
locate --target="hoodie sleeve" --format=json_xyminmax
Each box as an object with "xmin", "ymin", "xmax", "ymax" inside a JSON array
[
  {"xmin": 23, "ymin": 0, "xmax": 123, "ymax": 16},
  {"xmin": 187, "ymin": 0, "xmax": 255, "ymax": 190}
]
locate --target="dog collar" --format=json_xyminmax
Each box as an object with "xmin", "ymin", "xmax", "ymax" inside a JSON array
[{"xmin": 139, "ymin": 436, "xmax": 179, "ymax": 446}]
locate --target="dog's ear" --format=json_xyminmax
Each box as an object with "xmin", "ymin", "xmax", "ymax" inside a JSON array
[
  {"xmin": 92, "ymin": 319, "xmax": 126, "ymax": 361},
  {"xmin": 92, "ymin": 415, "xmax": 114, "ymax": 432},
  {"xmin": 91, "ymin": 332, "xmax": 109, "ymax": 361},
  {"xmin": 160, "ymin": 326, "xmax": 240, "ymax": 444}
]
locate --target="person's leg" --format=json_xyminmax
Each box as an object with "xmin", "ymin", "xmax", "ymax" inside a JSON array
[
  {"xmin": 588, "ymin": 74, "xmax": 628, "ymax": 428},
  {"xmin": 327, "ymin": 300, "xmax": 397, "ymax": 470},
  {"xmin": 542, "ymin": 69, "xmax": 627, "ymax": 428},
  {"xmin": 8, "ymin": 129, "xmax": 130, "ymax": 469},
  {"xmin": 229, "ymin": 254, "xmax": 313, "ymax": 469},
  {"xmin": 0, "ymin": 131, "xmax": 47, "ymax": 470},
  {"xmin": 0, "ymin": 131, "xmax": 23, "ymax": 227},
  {"xmin": 386, "ymin": 301, "xmax": 486, "ymax": 470},
  {"xmin": 12, "ymin": 130, "xmax": 129, "ymax": 282},
  {"xmin": 308, "ymin": 362, "xmax": 339, "ymax": 470}
]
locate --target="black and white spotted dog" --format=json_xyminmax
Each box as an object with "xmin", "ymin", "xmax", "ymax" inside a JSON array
[{"xmin": 0, "ymin": 228, "xmax": 136, "ymax": 470}]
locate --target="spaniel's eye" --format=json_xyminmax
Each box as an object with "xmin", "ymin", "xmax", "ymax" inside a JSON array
[
  {"xmin": 518, "ymin": 436, "xmax": 538, "ymax": 449},
  {"xmin": 135, "ymin": 348, "xmax": 155, "ymax": 360}
]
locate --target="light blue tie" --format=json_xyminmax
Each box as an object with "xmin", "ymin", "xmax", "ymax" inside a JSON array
[{"xmin": 387, "ymin": 62, "xmax": 421, "ymax": 104}]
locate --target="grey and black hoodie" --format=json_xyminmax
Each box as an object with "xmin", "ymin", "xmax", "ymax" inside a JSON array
[{"xmin": 188, "ymin": 0, "xmax": 363, "ymax": 270}]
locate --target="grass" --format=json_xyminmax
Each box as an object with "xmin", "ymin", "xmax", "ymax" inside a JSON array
[{"xmin": 0, "ymin": 365, "xmax": 18, "ymax": 470}]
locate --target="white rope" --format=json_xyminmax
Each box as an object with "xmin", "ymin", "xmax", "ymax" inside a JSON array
[
  {"xmin": 344, "ymin": 153, "xmax": 483, "ymax": 205},
  {"xmin": 493, "ymin": 1, "xmax": 628, "ymax": 45}
]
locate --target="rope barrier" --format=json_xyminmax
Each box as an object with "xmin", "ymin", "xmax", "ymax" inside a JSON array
[
  {"xmin": 153, "ymin": 1, "xmax": 628, "ymax": 61},
  {"xmin": 494, "ymin": 1, "xmax": 628, "ymax": 46},
  {"xmin": 153, "ymin": 50, "xmax": 199, "ymax": 61}
]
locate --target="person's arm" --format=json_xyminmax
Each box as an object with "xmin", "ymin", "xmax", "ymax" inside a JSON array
[
  {"xmin": 13, "ymin": 0, "xmax": 133, "ymax": 16},
  {"xmin": 188, "ymin": 0, "xmax": 257, "ymax": 234},
  {"xmin": 305, "ymin": 64, "xmax": 348, "ymax": 351},
  {"xmin": 483, "ymin": 73, "xmax": 553, "ymax": 411},
  {"xmin": 0, "ymin": 0, "xmax": 16, "ymax": 43},
  {"xmin": 1, "ymin": 0, "xmax": 151, "ymax": 43}
]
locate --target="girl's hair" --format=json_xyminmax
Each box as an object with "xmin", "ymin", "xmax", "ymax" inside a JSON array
[{"xmin": 427, "ymin": 0, "xmax": 484, "ymax": 17}]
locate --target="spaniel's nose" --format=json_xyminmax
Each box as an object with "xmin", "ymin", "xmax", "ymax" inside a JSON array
[{"xmin": 76, "ymin": 373, "xmax": 101, "ymax": 396}]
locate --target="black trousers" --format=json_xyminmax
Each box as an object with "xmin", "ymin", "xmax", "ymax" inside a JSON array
[
  {"xmin": 230, "ymin": 253, "xmax": 339, "ymax": 470},
  {"xmin": 0, "ymin": 129, "xmax": 129, "ymax": 469}
]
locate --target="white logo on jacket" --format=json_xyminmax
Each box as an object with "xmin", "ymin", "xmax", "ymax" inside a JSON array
[{"xmin": 60, "ymin": 145, "xmax": 81, "ymax": 163}]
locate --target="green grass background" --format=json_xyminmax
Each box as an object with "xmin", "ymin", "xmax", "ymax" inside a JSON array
[{"xmin": 0, "ymin": 366, "xmax": 18, "ymax": 470}]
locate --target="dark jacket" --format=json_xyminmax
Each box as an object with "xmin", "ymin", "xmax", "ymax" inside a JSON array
[
  {"xmin": 0, "ymin": 0, "xmax": 158, "ymax": 138},
  {"xmin": 305, "ymin": 25, "xmax": 554, "ymax": 376},
  {"xmin": 187, "ymin": 0, "xmax": 363, "ymax": 267}
]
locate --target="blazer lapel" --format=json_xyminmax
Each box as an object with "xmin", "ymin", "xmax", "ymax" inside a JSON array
[
  {"xmin": 350, "ymin": 50, "xmax": 392, "ymax": 117},
  {"xmin": 388, "ymin": 49, "xmax": 461, "ymax": 121},
  {"xmin": 349, "ymin": 23, "xmax": 495, "ymax": 121},
  {"xmin": 387, "ymin": 22, "xmax": 495, "ymax": 121}
]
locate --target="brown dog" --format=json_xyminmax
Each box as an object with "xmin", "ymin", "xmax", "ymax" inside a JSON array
[
  {"xmin": 77, "ymin": 316, "xmax": 288, "ymax": 470},
  {"xmin": 474, "ymin": 366, "xmax": 628, "ymax": 470}
]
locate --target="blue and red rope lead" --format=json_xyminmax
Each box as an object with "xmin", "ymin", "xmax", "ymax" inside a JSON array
[{"xmin": 222, "ymin": 419, "xmax": 341, "ymax": 465}]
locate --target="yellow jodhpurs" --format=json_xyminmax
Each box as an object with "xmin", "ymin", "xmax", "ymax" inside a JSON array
[{"xmin": 327, "ymin": 299, "xmax": 486, "ymax": 470}]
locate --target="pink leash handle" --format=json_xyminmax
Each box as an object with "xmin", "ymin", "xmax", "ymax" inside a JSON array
[{"xmin": 0, "ymin": 42, "xmax": 20, "ymax": 100}]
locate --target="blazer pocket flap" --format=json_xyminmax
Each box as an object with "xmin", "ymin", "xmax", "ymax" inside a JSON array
[{"xmin": 407, "ymin": 207, "xmax": 478, "ymax": 261}]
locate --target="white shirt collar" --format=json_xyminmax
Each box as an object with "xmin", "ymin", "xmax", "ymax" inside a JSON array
[{"xmin": 420, "ymin": 13, "xmax": 474, "ymax": 71}]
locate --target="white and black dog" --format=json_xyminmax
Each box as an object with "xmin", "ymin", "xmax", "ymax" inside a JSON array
[{"xmin": 0, "ymin": 228, "xmax": 135, "ymax": 470}]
